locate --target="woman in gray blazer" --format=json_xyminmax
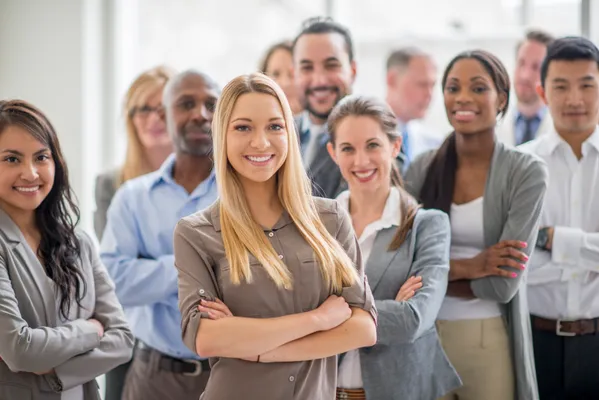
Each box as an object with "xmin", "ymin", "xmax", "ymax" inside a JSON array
[
  {"xmin": 94, "ymin": 65, "xmax": 174, "ymax": 240},
  {"xmin": 405, "ymin": 51, "xmax": 548, "ymax": 400},
  {"xmin": 325, "ymin": 95, "xmax": 461, "ymax": 400},
  {"xmin": 0, "ymin": 100, "xmax": 134, "ymax": 400}
]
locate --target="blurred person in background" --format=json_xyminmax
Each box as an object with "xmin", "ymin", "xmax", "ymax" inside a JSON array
[
  {"xmin": 101, "ymin": 70, "xmax": 219, "ymax": 400},
  {"xmin": 94, "ymin": 65, "xmax": 174, "ymax": 400},
  {"xmin": 385, "ymin": 47, "xmax": 442, "ymax": 169},
  {"xmin": 259, "ymin": 41, "xmax": 302, "ymax": 115},
  {"xmin": 497, "ymin": 30, "xmax": 555, "ymax": 146}
]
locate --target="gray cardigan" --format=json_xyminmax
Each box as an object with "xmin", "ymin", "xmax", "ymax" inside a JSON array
[
  {"xmin": 0, "ymin": 209, "xmax": 134, "ymax": 399},
  {"xmin": 359, "ymin": 209, "xmax": 462, "ymax": 400},
  {"xmin": 94, "ymin": 169, "xmax": 119, "ymax": 240},
  {"xmin": 404, "ymin": 140, "xmax": 548, "ymax": 400}
]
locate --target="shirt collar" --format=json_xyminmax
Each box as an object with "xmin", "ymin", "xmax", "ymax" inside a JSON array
[
  {"xmin": 536, "ymin": 125, "xmax": 599, "ymax": 156},
  {"xmin": 148, "ymin": 153, "xmax": 217, "ymax": 198},
  {"xmin": 516, "ymin": 106, "xmax": 547, "ymax": 123},
  {"xmin": 337, "ymin": 187, "xmax": 402, "ymax": 232},
  {"xmin": 210, "ymin": 202, "xmax": 294, "ymax": 233}
]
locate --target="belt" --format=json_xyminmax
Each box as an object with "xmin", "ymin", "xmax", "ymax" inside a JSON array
[
  {"xmin": 136, "ymin": 342, "xmax": 210, "ymax": 376},
  {"xmin": 336, "ymin": 388, "xmax": 366, "ymax": 400},
  {"xmin": 531, "ymin": 315, "xmax": 599, "ymax": 337}
]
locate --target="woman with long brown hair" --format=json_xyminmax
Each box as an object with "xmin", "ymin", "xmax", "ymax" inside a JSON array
[
  {"xmin": 0, "ymin": 100, "xmax": 133, "ymax": 400},
  {"xmin": 327, "ymin": 95, "xmax": 460, "ymax": 400}
]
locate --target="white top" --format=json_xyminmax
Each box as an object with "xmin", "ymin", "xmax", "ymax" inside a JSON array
[
  {"xmin": 437, "ymin": 197, "xmax": 502, "ymax": 320},
  {"xmin": 519, "ymin": 127, "xmax": 599, "ymax": 320},
  {"xmin": 336, "ymin": 187, "xmax": 401, "ymax": 389}
]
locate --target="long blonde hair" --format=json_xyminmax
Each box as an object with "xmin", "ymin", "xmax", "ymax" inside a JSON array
[
  {"xmin": 117, "ymin": 65, "xmax": 175, "ymax": 187},
  {"xmin": 212, "ymin": 73, "xmax": 358, "ymax": 291}
]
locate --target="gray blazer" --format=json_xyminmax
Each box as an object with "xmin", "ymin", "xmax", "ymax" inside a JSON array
[
  {"xmin": 404, "ymin": 140, "xmax": 548, "ymax": 400},
  {"xmin": 94, "ymin": 169, "xmax": 119, "ymax": 240},
  {"xmin": 0, "ymin": 209, "xmax": 134, "ymax": 400},
  {"xmin": 359, "ymin": 209, "xmax": 461, "ymax": 400}
]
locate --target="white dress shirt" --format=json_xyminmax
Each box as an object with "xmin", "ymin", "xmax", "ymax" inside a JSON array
[
  {"xmin": 519, "ymin": 127, "xmax": 599, "ymax": 320},
  {"xmin": 336, "ymin": 187, "xmax": 401, "ymax": 389},
  {"xmin": 299, "ymin": 111, "xmax": 327, "ymax": 165}
]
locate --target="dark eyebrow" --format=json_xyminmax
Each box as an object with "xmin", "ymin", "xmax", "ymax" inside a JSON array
[
  {"xmin": 231, "ymin": 117, "xmax": 285, "ymax": 123},
  {"xmin": 580, "ymin": 75, "xmax": 595, "ymax": 82},
  {"xmin": 324, "ymin": 57, "xmax": 341, "ymax": 64},
  {"xmin": 552, "ymin": 78, "xmax": 569, "ymax": 84},
  {"xmin": 299, "ymin": 59, "xmax": 314, "ymax": 65},
  {"xmin": 0, "ymin": 148, "xmax": 49, "ymax": 156},
  {"xmin": 470, "ymin": 75, "xmax": 489, "ymax": 83}
]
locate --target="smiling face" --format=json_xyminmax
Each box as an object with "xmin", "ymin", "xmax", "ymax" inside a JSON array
[
  {"xmin": 131, "ymin": 88, "xmax": 171, "ymax": 151},
  {"xmin": 443, "ymin": 58, "xmax": 507, "ymax": 135},
  {"xmin": 226, "ymin": 92, "xmax": 289, "ymax": 187},
  {"xmin": 327, "ymin": 115, "xmax": 401, "ymax": 195},
  {"xmin": 0, "ymin": 125, "xmax": 55, "ymax": 217},
  {"xmin": 539, "ymin": 59, "xmax": 599, "ymax": 136},
  {"xmin": 294, "ymin": 32, "xmax": 356, "ymax": 123}
]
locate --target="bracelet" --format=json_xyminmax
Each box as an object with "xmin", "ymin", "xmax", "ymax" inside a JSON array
[{"xmin": 257, "ymin": 355, "xmax": 260, "ymax": 363}]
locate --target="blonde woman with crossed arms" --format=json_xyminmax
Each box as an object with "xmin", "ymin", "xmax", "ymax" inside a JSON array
[{"xmin": 173, "ymin": 73, "xmax": 377, "ymax": 400}]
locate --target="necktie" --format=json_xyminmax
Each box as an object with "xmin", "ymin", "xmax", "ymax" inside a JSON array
[
  {"xmin": 520, "ymin": 117, "xmax": 537, "ymax": 145},
  {"xmin": 401, "ymin": 125, "xmax": 411, "ymax": 166}
]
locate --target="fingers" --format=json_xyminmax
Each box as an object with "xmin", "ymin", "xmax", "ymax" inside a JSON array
[
  {"xmin": 198, "ymin": 305, "xmax": 228, "ymax": 319},
  {"xmin": 498, "ymin": 247, "xmax": 529, "ymax": 263},
  {"xmin": 200, "ymin": 299, "xmax": 233, "ymax": 315},
  {"xmin": 496, "ymin": 240, "xmax": 527, "ymax": 250},
  {"xmin": 492, "ymin": 266, "xmax": 519, "ymax": 279},
  {"xmin": 495, "ymin": 256, "xmax": 526, "ymax": 271}
]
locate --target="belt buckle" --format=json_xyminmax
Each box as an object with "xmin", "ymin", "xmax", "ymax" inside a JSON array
[
  {"xmin": 183, "ymin": 359, "xmax": 203, "ymax": 376},
  {"xmin": 556, "ymin": 319, "xmax": 576, "ymax": 337}
]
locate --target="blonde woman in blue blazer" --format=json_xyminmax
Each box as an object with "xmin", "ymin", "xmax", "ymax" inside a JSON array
[{"xmin": 326, "ymin": 95, "xmax": 461, "ymax": 400}]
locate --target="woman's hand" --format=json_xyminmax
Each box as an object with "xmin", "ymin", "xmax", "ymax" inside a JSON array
[
  {"xmin": 467, "ymin": 240, "xmax": 528, "ymax": 279},
  {"xmin": 198, "ymin": 299, "xmax": 233, "ymax": 319},
  {"xmin": 88, "ymin": 318, "xmax": 104, "ymax": 338},
  {"xmin": 395, "ymin": 276, "xmax": 423, "ymax": 301}
]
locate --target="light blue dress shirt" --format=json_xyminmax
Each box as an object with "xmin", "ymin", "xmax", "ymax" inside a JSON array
[{"xmin": 100, "ymin": 154, "xmax": 218, "ymax": 360}]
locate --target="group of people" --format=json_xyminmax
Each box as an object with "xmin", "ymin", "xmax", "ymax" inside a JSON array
[{"xmin": 0, "ymin": 15, "xmax": 597, "ymax": 400}]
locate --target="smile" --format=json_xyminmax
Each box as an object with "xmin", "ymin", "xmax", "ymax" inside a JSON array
[
  {"xmin": 14, "ymin": 186, "xmax": 40, "ymax": 193},
  {"xmin": 352, "ymin": 169, "xmax": 377, "ymax": 182},
  {"xmin": 453, "ymin": 110, "xmax": 478, "ymax": 122},
  {"xmin": 244, "ymin": 155, "xmax": 274, "ymax": 165}
]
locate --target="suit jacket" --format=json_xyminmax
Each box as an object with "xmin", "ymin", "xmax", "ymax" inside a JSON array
[
  {"xmin": 295, "ymin": 114, "xmax": 406, "ymax": 199},
  {"xmin": 496, "ymin": 106, "xmax": 553, "ymax": 147},
  {"xmin": 94, "ymin": 169, "xmax": 119, "ymax": 240},
  {"xmin": 0, "ymin": 209, "xmax": 134, "ymax": 400},
  {"xmin": 359, "ymin": 209, "xmax": 461, "ymax": 400},
  {"xmin": 404, "ymin": 140, "xmax": 549, "ymax": 400}
]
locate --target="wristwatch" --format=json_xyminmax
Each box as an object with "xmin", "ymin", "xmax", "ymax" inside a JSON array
[{"xmin": 536, "ymin": 227, "xmax": 550, "ymax": 250}]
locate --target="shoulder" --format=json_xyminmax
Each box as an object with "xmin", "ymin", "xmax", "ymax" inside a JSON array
[
  {"xmin": 75, "ymin": 229, "xmax": 99, "ymax": 261},
  {"xmin": 312, "ymin": 196, "xmax": 351, "ymax": 236},
  {"xmin": 95, "ymin": 168, "xmax": 120, "ymax": 192},
  {"xmin": 111, "ymin": 170, "xmax": 161, "ymax": 204},
  {"xmin": 497, "ymin": 143, "xmax": 548, "ymax": 181},
  {"xmin": 175, "ymin": 202, "xmax": 220, "ymax": 244},
  {"xmin": 414, "ymin": 208, "xmax": 449, "ymax": 228}
]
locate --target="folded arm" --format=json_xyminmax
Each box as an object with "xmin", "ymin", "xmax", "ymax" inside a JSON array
[
  {"xmin": 0, "ymin": 258, "xmax": 101, "ymax": 373},
  {"xmin": 53, "ymin": 233, "xmax": 135, "ymax": 390}
]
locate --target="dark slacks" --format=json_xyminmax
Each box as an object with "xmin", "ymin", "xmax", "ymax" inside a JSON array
[
  {"xmin": 532, "ymin": 322, "xmax": 599, "ymax": 399},
  {"xmin": 104, "ymin": 360, "xmax": 132, "ymax": 400},
  {"xmin": 122, "ymin": 347, "xmax": 210, "ymax": 400}
]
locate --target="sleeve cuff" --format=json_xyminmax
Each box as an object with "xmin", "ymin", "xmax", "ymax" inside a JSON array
[{"xmin": 552, "ymin": 226, "xmax": 583, "ymax": 267}]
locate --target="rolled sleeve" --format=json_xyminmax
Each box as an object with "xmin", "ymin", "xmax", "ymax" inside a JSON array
[
  {"xmin": 334, "ymin": 202, "xmax": 377, "ymax": 323},
  {"xmin": 173, "ymin": 219, "xmax": 220, "ymax": 354}
]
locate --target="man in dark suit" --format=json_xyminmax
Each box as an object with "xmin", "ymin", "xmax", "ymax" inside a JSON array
[{"xmin": 292, "ymin": 17, "xmax": 404, "ymax": 198}]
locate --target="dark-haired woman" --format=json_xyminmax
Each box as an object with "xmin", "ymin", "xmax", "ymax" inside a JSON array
[
  {"xmin": 0, "ymin": 100, "xmax": 134, "ymax": 400},
  {"xmin": 326, "ymin": 95, "xmax": 461, "ymax": 400},
  {"xmin": 405, "ymin": 51, "xmax": 548, "ymax": 400}
]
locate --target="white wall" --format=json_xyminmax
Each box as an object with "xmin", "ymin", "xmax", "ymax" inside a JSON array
[{"xmin": 0, "ymin": 0, "xmax": 109, "ymax": 232}]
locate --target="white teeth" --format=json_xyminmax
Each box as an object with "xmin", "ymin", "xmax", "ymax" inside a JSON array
[
  {"xmin": 246, "ymin": 155, "xmax": 272, "ymax": 163},
  {"xmin": 456, "ymin": 111, "xmax": 475, "ymax": 116},
  {"xmin": 15, "ymin": 186, "xmax": 39, "ymax": 192},
  {"xmin": 354, "ymin": 170, "xmax": 376, "ymax": 179}
]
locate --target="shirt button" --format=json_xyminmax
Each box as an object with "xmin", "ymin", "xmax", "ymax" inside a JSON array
[
  {"xmin": 268, "ymin": 232, "xmax": 274, "ymax": 237},
  {"xmin": 199, "ymin": 289, "xmax": 205, "ymax": 295},
  {"xmin": 278, "ymin": 254, "xmax": 283, "ymax": 259},
  {"xmin": 289, "ymin": 376, "xmax": 295, "ymax": 382}
]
